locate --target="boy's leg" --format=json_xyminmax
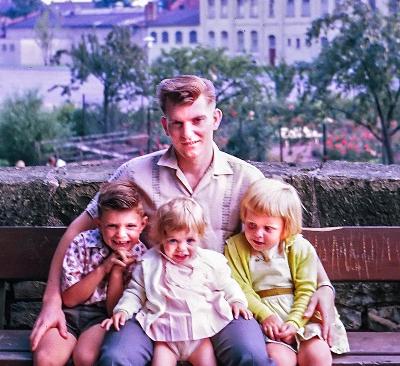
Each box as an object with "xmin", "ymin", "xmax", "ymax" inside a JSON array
[
  {"xmin": 188, "ymin": 338, "xmax": 217, "ymax": 366},
  {"xmin": 97, "ymin": 317, "xmax": 153, "ymax": 366},
  {"xmin": 73, "ymin": 323, "xmax": 106, "ymax": 366},
  {"xmin": 33, "ymin": 328, "xmax": 76, "ymax": 366},
  {"xmin": 298, "ymin": 338, "xmax": 332, "ymax": 366},
  {"xmin": 211, "ymin": 317, "xmax": 275, "ymax": 366},
  {"xmin": 151, "ymin": 342, "xmax": 177, "ymax": 366},
  {"xmin": 267, "ymin": 344, "xmax": 297, "ymax": 366}
]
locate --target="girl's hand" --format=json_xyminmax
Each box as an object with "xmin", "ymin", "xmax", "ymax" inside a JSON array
[
  {"xmin": 231, "ymin": 302, "xmax": 253, "ymax": 320},
  {"xmin": 101, "ymin": 311, "xmax": 127, "ymax": 331},
  {"xmin": 279, "ymin": 322, "xmax": 297, "ymax": 344},
  {"xmin": 261, "ymin": 314, "xmax": 284, "ymax": 341}
]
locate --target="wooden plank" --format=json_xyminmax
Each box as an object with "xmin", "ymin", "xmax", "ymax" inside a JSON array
[
  {"xmin": 0, "ymin": 227, "xmax": 65, "ymax": 280},
  {"xmin": 303, "ymin": 227, "xmax": 400, "ymax": 281},
  {"xmin": 0, "ymin": 330, "xmax": 30, "ymax": 351},
  {"xmin": 333, "ymin": 355, "xmax": 400, "ymax": 365},
  {"xmin": 0, "ymin": 353, "xmax": 32, "ymax": 366}
]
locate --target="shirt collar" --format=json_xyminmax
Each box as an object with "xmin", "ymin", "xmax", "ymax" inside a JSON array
[{"xmin": 157, "ymin": 143, "xmax": 233, "ymax": 175}]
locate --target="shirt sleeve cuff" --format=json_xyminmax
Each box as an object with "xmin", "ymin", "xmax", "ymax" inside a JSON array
[{"xmin": 317, "ymin": 281, "xmax": 336, "ymax": 297}]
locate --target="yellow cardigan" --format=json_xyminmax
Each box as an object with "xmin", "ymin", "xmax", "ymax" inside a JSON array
[{"xmin": 225, "ymin": 232, "xmax": 317, "ymax": 329}]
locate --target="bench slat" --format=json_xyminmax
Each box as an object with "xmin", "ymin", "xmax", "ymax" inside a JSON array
[
  {"xmin": 333, "ymin": 355, "xmax": 400, "ymax": 365},
  {"xmin": 303, "ymin": 227, "xmax": 400, "ymax": 281}
]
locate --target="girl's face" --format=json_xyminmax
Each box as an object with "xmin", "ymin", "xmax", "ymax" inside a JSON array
[
  {"xmin": 162, "ymin": 229, "xmax": 200, "ymax": 263},
  {"xmin": 243, "ymin": 208, "xmax": 284, "ymax": 252}
]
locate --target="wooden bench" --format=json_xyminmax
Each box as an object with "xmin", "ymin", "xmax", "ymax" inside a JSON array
[{"xmin": 0, "ymin": 226, "xmax": 399, "ymax": 365}]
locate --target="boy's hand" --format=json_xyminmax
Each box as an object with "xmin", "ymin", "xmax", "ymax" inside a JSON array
[
  {"xmin": 102, "ymin": 251, "xmax": 134, "ymax": 274},
  {"xmin": 261, "ymin": 314, "xmax": 284, "ymax": 341},
  {"xmin": 278, "ymin": 322, "xmax": 297, "ymax": 344},
  {"xmin": 101, "ymin": 311, "xmax": 127, "ymax": 331},
  {"xmin": 231, "ymin": 302, "xmax": 253, "ymax": 320}
]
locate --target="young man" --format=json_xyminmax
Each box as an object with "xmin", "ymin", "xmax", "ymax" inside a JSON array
[{"xmin": 31, "ymin": 75, "xmax": 335, "ymax": 366}]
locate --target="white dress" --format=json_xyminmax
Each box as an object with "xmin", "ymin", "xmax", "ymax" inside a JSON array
[{"xmin": 249, "ymin": 244, "xmax": 349, "ymax": 354}]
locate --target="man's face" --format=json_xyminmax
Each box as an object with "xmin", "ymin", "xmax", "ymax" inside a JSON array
[{"xmin": 161, "ymin": 94, "xmax": 222, "ymax": 162}]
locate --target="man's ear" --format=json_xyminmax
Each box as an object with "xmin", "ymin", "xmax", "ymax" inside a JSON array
[
  {"xmin": 161, "ymin": 116, "xmax": 169, "ymax": 136},
  {"xmin": 213, "ymin": 108, "xmax": 223, "ymax": 130}
]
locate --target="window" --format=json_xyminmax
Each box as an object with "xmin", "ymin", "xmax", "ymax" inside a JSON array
[
  {"xmin": 9, "ymin": 43, "xmax": 15, "ymax": 52},
  {"xmin": 150, "ymin": 31, "xmax": 157, "ymax": 43},
  {"xmin": 208, "ymin": 31, "xmax": 216, "ymax": 47},
  {"xmin": 301, "ymin": 0, "xmax": 310, "ymax": 16},
  {"xmin": 189, "ymin": 30, "xmax": 197, "ymax": 44},
  {"xmin": 287, "ymin": 38, "xmax": 292, "ymax": 47},
  {"xmin": 268, "ymin": 35, "xmax": 276, "ymax": 66},
  {"xmin": 221, "ymin": 31, "xmax": 229, "ymax": 45},
  {"xmin": 1, "ymin": 44, "xmax": 6, "ymax": 52},
  {"xmin": 221, "ymin": 0, "xmax": 228, "ymax": 18},
  {"xmin": 268, "ymin": 0, "xmax": 275, "ymax": 17},
  {"xmin": 162, "ymin": 31, "xmax": 169, "ymax": 43},
  {"xmin": 286, "ymin": 0, "xmax": 295, "ymax": 17},
  {"xmin": 237, "ymin": 0, "xmax": 245, "ymax": 18},
  {"xmin": 208, "ymin": 0, "xmax": 216, "ymax": 18},
  {"xmin": 175, "ymin": 31, "xmax": 183, "ymax": 44},
  {"xmin": 320, "ymin": 0, "xmax": 329, "ymax": 15},
  {"xmin": 250, "ymin": 31, "xmax": 258, "ymax": 52},
  {"xmin": 296, "ymin": 38, "xmax": 301, "ymax": 49},
  {"xmin": 250, "ymin": 0, "xmax": 258, "ymax": 18},
  {"xmin": 237, "ymin": 30, "xmax": 245, "ymax": 52}
]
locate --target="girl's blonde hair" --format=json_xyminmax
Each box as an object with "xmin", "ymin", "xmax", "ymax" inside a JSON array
[
  {"xmin": 152, "ymin": 197, "xmax": 207, "ymax": 242},
  {"xmin": 241, "ymin": 178, "xmax": 303, "ymax": 240}
]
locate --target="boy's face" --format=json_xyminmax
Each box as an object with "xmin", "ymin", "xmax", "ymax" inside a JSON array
[
  {"xmin": 243, "ymin": 209, "xmax": 284, "ymax": 253},
  {"xmin": 162, "ymin": 229, "xmax": 200, "ymax": 264},
  {"xmin": 161, "ymin": 94, "xmax": 222, "ymax": 163},
  {"xmin": 98, "ymin": 208, "xmax": 147, "ymax": 252}
]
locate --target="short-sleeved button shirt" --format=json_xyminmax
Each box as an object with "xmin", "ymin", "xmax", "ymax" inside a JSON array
[
  {"xmin": 62, "ymin": 228, "xmax": 147, "ymax": 305},
  {"xmin": 86, "ymin": 144, "xmax": 264, "ymax": 253}
]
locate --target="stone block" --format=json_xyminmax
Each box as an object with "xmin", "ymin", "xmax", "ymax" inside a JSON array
[
  {"xmin": 13, "ymin": 281, "xmax": 46, "ymax": 299},
  {"xmin": 368, "ymin": 306, "xmax": 400, "ymax": 331}
]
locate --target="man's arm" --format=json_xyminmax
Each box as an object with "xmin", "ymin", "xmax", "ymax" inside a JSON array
[
  {"xmin": 30, "ymin": 212, "xmax": 95, "ymax": 351},
  {"xmin": 304, "ymin": 257, "xmax": 335, "ymax": 346}
]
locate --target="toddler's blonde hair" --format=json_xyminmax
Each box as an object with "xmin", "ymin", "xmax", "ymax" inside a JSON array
[
  {"xmin": 152, "ymin": 197, "xmax": 207, "ymax": 242},
  {"xmin": 241, "ymin": 178, "xmax": 303, "ymax": 241}
]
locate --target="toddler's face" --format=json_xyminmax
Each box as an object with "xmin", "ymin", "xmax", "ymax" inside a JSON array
[
  {"xmin": 98, "ymin": 208, "xmax": 147, "ymax": 252},
  {"xmin": 243, "ymin": 209, "xmax": 284, "ymax": 253},
  {"xmin": 162, "ymin": 229, "xmax": 200, "ymax": 264}
]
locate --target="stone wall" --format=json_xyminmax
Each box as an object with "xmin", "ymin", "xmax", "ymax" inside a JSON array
[{"xmin": 1, "ymin": 160, "xmax": 399, "ymax": 331}]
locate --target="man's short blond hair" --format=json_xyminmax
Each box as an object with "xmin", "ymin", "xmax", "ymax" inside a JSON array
[
  {"xmin": 241, "ymin": 178, "xmax": 303, "ymax": 240},
  {"xmin": 152, "ymin": 197, "xmax": 207, "ymax": 242},
  {"xmin": 157, "ymin": 75, "xmax": 216, "ymax": 114}
]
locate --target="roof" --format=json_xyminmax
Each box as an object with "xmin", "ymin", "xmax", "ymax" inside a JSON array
[
  {"xmin": 8, "ymin": 8, "xmax": 144, "ymax": 29},
  {"xmin": 146, "ymin": 8, "xmax": 199, "ymax": 27}
]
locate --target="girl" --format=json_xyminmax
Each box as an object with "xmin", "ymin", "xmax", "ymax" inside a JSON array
[
  {"xmin": 225, "ymin": 178, "xmax": 349, "ymax": 366},
  {"xmin": 102, "ymin": 197, "xmax": 252, "ymax": 366}
]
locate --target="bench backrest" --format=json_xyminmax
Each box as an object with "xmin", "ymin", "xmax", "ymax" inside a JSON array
[{"xmin": 0, "ymin": 226, "xmax": 399, "ymax": 281}]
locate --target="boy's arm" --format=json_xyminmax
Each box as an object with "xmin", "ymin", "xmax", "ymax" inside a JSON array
[
  {"xmin": 30, "ymin": 212, "xmax": 95, "ymax": 351},
  {"xmin": 106, "ymin": 267, "xmax": 125, "ymax": 315}
]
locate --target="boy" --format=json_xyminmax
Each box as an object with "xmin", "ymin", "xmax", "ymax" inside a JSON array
[{"xmin": 34, "ymin": 180, "xmax": 147, "ymax": 366}]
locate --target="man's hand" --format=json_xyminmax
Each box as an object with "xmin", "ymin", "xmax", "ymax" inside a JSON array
[
  {"xmin": 101, "ymin": 311, "xmax": 127, "ymax": 331},
  {"xmin": 304, "ymin": 286, "xmax": 335, "ymax": 346},
  {"xmin": 30, "ymin": 302, "xmax": 68, "ymax": 351},
  {"xmin": 231, "ymin": 302, "xmax": 253, "ymax": 320},
  {"xmin": 261, "ymin": 314, "xmax": 284, "ymax": 341}
]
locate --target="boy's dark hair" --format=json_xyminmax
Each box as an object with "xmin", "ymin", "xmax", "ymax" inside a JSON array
[
  {"xmin": 156, "ymin": 75, "xmax": 216, "ymax": 114},
  {"xmin": 97, "ymin": 180, "xmax": 145, "ymax": 217}
]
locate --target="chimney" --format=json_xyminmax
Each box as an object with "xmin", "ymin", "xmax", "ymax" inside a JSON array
[{"xmin": 144, "ymin": 1, "xmax": 158, "ymax": 22}]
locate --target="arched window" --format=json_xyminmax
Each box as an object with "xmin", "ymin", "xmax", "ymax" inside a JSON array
[
  {"xmin": 208, "ymin": 0, "xmax": 216, "ymax": 18},
  {"xmin": 189, "ymin": 30, "xmax": 197, "ymax": 44},
  {"xmin": 237, "ymin": 0, "xmax": 245, "ymax": 18},
  {"xmin": 301, "ymin": 0, "xmax": 310, "ymax": 16},
  {"xmin": 237, "ymin": 30, "xmax": 245, "ymax": 52},
  {"xmin": 221, "ymin": 30, "xmax": 229, "ymax": 46},
  {"xmin": 162, "ymin": 31, "xmax": 169, "ymax": 44},
  {"xmin": 250, "ymin": 0, "xmax": 258, "ymax": 18},
  {"xmin": 150, "ymin": 31, "xmax": 157, "ymax": 44},
  {"xmin": 268, "ymin": 35, "xmax": 276, "ymax": 65},
  {"xmin": 286, "ymin": 0, "xmax": 295, "ymax": 17},
  {"xmin": 175, "ymin": 31, "xmax": 183, "ymax": 44},
  {"xmin": 221, "ymin": 0, "xmax": 228, "ymax": 18},
  {"xmin": 208, "ymin": 31, "xmax": 216, "ymax": 47},
  {"xmin": 250, "ymin": 31, "xmax": 258, "ymax": 52}
]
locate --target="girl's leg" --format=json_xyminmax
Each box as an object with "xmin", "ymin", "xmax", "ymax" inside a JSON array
[
  {"xmin": 267, "ymin": 343, "xmax": 297, "ymax": 366},
  {"xmin": 33, "ymin": 328, "xmax": 76, "ymax": 366},
  {"xmin": 72, "ymin": 323, "xmax": 106, "ymax": 366},
  {"xmin": 151, "ymin": 342, "xmax": 177, "ymax": 366},
  {"xmin": 298, "ymin": 338, "xmax": 332, "ymax": 366},
  {"xmin": 188, "ymin": 338, "xmax": 217, "ymax": 366}
]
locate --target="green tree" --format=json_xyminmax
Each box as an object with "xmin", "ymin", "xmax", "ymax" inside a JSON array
[
  {"xmin": 0, "ymin": 91, "xmax": 70, "ymax": 165},
  {"xmin": 64, "ymin": 27, "xmax": 147, "ymax": 133},
  {"xmin": 305, "ymin": 1, "xmax": 400, "ymax": 164},
  {"xmin": 2, "ymin": 0, "xmax": 42, "ymax": 18},
  {"xmin": 34, "ymin": 10, "xmax": 57, "ymax": 66}
]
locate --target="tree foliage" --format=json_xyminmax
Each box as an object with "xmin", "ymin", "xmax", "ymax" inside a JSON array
[
  {"xmin": 0, "ymin": 91, "xmax": 70, "ymax": 165},
  {"xmin": 65, "ymin": 27, "xmax": 147, "ymax": 133},
  {"xmin": 34, "ymin": 10, "xmax": 57, "ymax": 66},
  {"xmin": 2, "ymin": 0, "xmax": 42, "ymax": 18},
  {"xmin": 304, "ymin": 0, "xmax": 400, "ymax": 164}
]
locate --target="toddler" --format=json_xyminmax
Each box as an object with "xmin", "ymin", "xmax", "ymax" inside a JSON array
[
  {"xmin": 34, "ymin": 180, "xmax": 148, "ymax": 366},
  {"xmin": 225, "ymin": 178, "xmax": 349, "ymax": 366},
  {"xmin": 102, "ymin": 197, "xmax": 252, "ymax": 366}
]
